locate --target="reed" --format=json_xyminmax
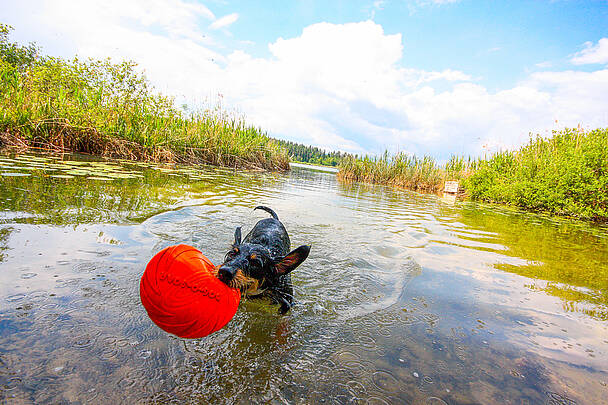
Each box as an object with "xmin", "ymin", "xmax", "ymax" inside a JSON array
[
  {"xmin": 338, "ymin": 128, "xmax": 608, "ymax": 222},
  {"xmin": 0, "ymin": 25, "xmax": 289, "ymax": 171},
  {"xmin": 338, "ymin": 151, "xmax": 445, "ymax": 193}
]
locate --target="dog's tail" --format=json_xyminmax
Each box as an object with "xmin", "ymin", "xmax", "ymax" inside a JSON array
[{"xmin": 254, "ymin": 206, "xmax": 279, "ymax": 220}]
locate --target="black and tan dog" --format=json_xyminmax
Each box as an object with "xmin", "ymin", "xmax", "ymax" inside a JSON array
[{"xmin": 217, "ymin": 206, "xmax": 310, "ymax": 314}]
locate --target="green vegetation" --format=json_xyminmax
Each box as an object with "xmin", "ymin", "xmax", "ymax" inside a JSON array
[
  {"xmin": 338, "ymin": 151, "xmax": 445, "ymax": 193},
  {"xmin": 462, "ymin": 128, "xmax": 607, "ymax": 221},
  {"xmin": 274, "ymin": 139, "xmax": 351, "ymax": 166},
  {"xmin": 339, "ymin": 128, "xmax": 608, "ymax": 222},
  {"xmin": 2, "ymin": 24, "xmax": 606, "ymax": 221},
  {"xmin": 0, "ymin": 24, "xmax": 289, "ymax": 171}
]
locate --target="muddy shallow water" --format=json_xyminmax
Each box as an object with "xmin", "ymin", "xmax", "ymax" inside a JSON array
[{"xmin": 0, "ymin": 153, "xmax": 607, "ymax": 404}]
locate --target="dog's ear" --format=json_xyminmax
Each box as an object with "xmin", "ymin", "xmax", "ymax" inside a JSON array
[
  {"xmin": 234, "ymin": 226, "xmax": 242, "ymax": 245},
  {"xmin": 275, "ymin": 245, "xmax": 310, "ymax": 275}
]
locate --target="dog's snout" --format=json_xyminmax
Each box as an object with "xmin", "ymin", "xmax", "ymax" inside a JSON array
[{"xmin": 218, "ymin": 266, "xmax": 236, "ymax": 284}]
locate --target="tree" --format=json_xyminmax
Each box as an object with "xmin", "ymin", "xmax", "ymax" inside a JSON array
[{"xmin": 0, "ymin": 24, "xmax": 39, "ymax": 69}]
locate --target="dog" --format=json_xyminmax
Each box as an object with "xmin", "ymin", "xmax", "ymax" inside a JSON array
[{"xmin": 217, "ymin": 206, "xmax": 310, "ymax": 314}]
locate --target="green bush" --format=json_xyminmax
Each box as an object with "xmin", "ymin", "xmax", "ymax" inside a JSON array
[{"xmin": 462, "ymin": 128, "xmax": 608, "ymax": 221}]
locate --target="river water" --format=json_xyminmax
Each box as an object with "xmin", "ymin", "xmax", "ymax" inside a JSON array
[{"xmin": 0, "ymin": 152, "xmax": 606, "ymax": 404}]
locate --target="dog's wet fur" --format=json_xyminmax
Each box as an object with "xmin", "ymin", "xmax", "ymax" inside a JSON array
[{"xmin": 217, "ymin": 206, "xmax": 310, "ymax": 314}]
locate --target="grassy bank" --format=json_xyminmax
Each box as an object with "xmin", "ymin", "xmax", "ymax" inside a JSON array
[
  {"xmin": 338, "ymin": 128, "xmax": 608, "ymax": 222},
  {"xmin": 0, "ymin": 24, "xmax": 289, "ymax": 171},
  {"xmin": 463, "ymin": 128, "xmax": 607, "ymax": 221},
  {"xmin": 338, "ymin": 152, "xmax": 445, "ymax": 193}
]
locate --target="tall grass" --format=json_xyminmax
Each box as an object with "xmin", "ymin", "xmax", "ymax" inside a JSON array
[
  {"xmin": 0, "ymin": 25, "xmax": 289, "ymax": 171},
  {"xmin": 338, "ymin": 128, "xmax": 608, "ymax": 222},
  {"xmin": 338, "ymin": 151, "xmax": 445, "ymax": 193}
]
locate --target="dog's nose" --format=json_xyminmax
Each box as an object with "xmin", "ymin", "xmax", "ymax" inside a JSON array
[{"xmin": 218, "ymin": 266, "xmax": 236, "ymax": 284}]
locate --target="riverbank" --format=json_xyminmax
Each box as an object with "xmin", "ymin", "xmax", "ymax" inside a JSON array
[
  {"xmin": 338, "ymin": 152, "xmax": 444, "ymax": 193},
  {"xmin": 0, "ymin": 24, "xmax": 289, "ymax": 171},
  {"xmin": 338, "ymin": 128, "xmax": 608, "ymax": 223},
  {"xmin": 3, "ymin": 25, "xmax": 606, "ymax": 221}
]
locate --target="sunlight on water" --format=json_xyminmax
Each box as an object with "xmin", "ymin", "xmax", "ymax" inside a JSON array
[{"xmin": 0, "ymin": 152, "xmax": 607, "ymax": 404}]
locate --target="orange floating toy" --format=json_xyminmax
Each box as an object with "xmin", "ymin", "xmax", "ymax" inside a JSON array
[{"xmin": 140, "ymin": 244, "xmax": 241, "ymax": 338}]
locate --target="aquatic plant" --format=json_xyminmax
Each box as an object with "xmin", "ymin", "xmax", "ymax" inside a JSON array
[
  {"xmin": 338, "ymin": 151, "xmax": 444, "ymax": 193},
  {"xmin": 0, "ymin": 24, "xmax": 289, "ymax": 171}
]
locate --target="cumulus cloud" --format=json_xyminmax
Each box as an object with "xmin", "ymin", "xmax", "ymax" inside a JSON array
[
  {"xmin": 571, "ymin": 38, "xmax": 608, "ymax": 65},
  {"xmin": 3, "ymin": 1, "xmax": 608, "ymax": 158},
  {"xmin": 221, "ymin": 21, "xmax": 607, "ymax": 157},
  {"xmin": 210, "ymin": 21, "xmax": 479, "ymax": 153},
  {"xmin": 210, "ymin": 21, "xmax": 607, "ymax": 157}
]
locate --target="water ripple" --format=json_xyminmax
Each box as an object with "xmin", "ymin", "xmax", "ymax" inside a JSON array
[{"xmin": 0, "ymin": 152, "xmax": 606, "ymax": 404}]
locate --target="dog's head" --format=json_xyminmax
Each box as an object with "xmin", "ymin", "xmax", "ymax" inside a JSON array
[{"xmin": 217, "ymin": 227, "xmax": 310, "ymax": 292}]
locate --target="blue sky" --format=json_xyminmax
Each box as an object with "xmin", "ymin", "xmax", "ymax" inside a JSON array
[
  {"xmin": 3, "ymin": 0, "xmax": 608, "ymax": 159},
  {"xmin": 219, "ymin": 0, "xmax": 608, "ymax": 88}
]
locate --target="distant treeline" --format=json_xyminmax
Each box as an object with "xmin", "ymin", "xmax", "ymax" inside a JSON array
[{"xmin": 274, "ymin": 139, "xmax": 352, "ymax": 166}]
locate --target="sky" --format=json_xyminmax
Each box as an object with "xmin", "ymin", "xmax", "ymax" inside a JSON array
[{"xmin": 3, "ymin": 0, "xmax": 608, "ymax": 159}]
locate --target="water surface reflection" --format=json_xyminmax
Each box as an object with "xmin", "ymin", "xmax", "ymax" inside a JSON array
[{"xmin": 0, "ymin": 153, "xmax": 606, "ymax": 404}]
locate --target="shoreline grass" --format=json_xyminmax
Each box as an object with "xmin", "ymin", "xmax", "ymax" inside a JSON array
[
  {"xmin": 338, "ymin": 152, "xmax": 445, "ymax": 193},
  {"xmin": 0, "ymin": 24, "xmax": 289, "ymax": 171},
  {"xmin": 338, "ymin": 128, "xmax": 608, "ymax": 223},
  {"xmin": 3, "ymin": 24, "xmax": 607, "ymax": 221}
]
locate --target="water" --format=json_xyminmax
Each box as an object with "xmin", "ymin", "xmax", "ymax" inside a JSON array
[{"xmin": 0, "ymin": 153, "xmax": 607, "ymax": 404}]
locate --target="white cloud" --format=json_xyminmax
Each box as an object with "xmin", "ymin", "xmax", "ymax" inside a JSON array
[
  {"xmin": 4, "ymin": 2, "xmax": 608, "ymax": 158},
  {"xmin": 209, "ymin": 21, "xmax": 606, "ymax": 157},
  {"xmin": 58, "ymin": 0, "xmax": 213, "ymax": 39},
  {"xmin": 571, "ymin": 38, "xmax": 608, "ymax": 65},
  {"xmin": 535, "ymin": 61, "xmax": 552, "ymax": 68},
  {"xmin": 209, "ymin": 13, "xmax": 239, "ymax": 30}
]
